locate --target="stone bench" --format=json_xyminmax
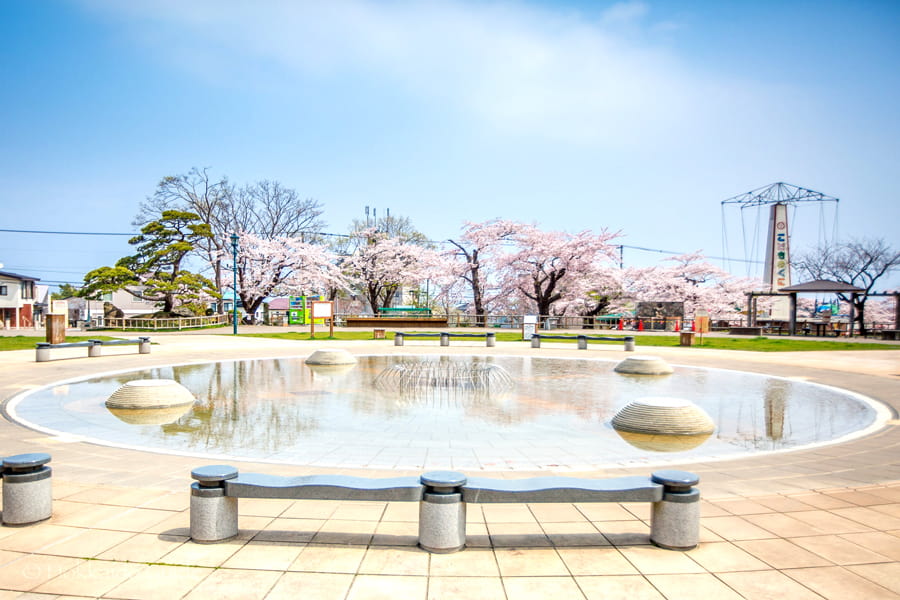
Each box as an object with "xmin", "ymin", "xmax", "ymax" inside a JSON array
[
  {"xmin": 393, "ymin": 332, "xmax": 496, "ymax": 347},
  {"xmin": 35, "ymin": 337, "xmax": 151, "ymax": 362},
  {"xmin": 2, "ymin": 453, "xmax": 52, "ymax": 526},
  {"xmin": 530, "ymin": 334, "xmax": 635, "ymax": 352},
  {"xmin": 189, "ymin": 467, "xmax": 699, "ymax": 551}
]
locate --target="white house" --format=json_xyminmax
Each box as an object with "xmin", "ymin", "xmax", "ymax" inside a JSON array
[{"xmin": 0, "ymin": 270, "xmax": 40, "ymax": 329}]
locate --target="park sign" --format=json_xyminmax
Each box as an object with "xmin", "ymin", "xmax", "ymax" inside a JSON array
[{"xmin": 763, "ymin": 203, "xmax": 791, "ymax": 319}]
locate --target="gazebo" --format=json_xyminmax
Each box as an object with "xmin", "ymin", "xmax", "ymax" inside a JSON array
[{"xmin": 746, "ymin": 279, "xmax": 865, "ymax": 337}]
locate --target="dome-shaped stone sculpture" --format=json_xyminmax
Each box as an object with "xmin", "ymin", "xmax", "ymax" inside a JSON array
[
  {"xmin": 611, "ymin": 396, "xmax": 715, "ymax": 436},
  {"xmin": 305, "ymin": 349, "xmax": 357, "ymax": 366},
  {"xmin": 106, "ymin": 379, "xmax": 195, "ymax": 410},
  {"xmin": 107, "ymin": 404, "xmax": 194, "ymax": 425},
  {"xmin": 613, "ymin": 430, "xmax": 712, "ymax": 452},
  {"xmin": 105, "ymin": 379, "xmax": 195, "ymax": 425},
  {"xmin": 613, "ymin": 355, "xmax": 674, "ymax": 375}
]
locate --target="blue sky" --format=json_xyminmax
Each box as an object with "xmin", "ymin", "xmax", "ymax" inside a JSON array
[{"xmin": 1, "ymin": 0, "xmax": 898, "ymax": 289}]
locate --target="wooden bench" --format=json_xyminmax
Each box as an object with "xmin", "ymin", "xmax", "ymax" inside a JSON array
[
  {"xmin": 35, "ymin": 337, "xmax": 151, "ymax": 362},
  {"xmin": 530, "ymin": 334, "xmax": 635, "ymax": 352},
  {"xmin": 728, "ymin": 327, "xmax": 763, "ymax": 336},
  {"xmin": 189, "ymin": 467, "xmax": 700, "ymax": 551}
]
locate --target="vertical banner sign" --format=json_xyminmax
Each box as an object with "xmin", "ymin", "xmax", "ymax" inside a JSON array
[{"xmin": 763, "ymin": 203, "xmax": 791, "ymax": 320}]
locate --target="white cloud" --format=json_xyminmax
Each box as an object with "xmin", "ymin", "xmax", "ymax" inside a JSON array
[{"xmin": 79, "ymin": 0, "xmax": 779, "ymax": 148}]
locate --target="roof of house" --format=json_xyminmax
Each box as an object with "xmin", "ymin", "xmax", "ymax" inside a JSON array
[
  {"xmin": 0, "ymin": 270, "xmax": 40, "ymax": 282},
  {"xmin": 779, "ymin": 279, "xmax": 865, "ymax": 293},
  {"xmin": 267, "ymin": 297, "xmax": 290, "ymax": 310}
]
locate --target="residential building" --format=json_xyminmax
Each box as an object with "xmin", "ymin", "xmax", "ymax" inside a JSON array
[{"xmin": 0, "ymin": 270, "xmax": 39, "ymax": 329}]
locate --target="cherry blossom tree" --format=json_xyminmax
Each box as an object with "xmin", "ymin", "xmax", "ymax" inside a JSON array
[
  {"xmin": 226, "ymin": 232, "xmax": 347, "ymax": 322},
  {"xmin": 446, "ymin": 219, "xmax": 520, "ymax": 326},
  {"xmin": 623, "ymin": 252, "xmax": 760, "ymax": 319},
  {"xmin": 492, "ymin": 223, "xmax": 621, "ymax": 321},
  {"xmin": 343, "ymin": 229, "xmax": 444, "ymax": 313}
]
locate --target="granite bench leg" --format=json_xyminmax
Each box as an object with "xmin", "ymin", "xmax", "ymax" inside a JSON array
[
  {"xmin": 624, "ymin": 336, "xmax": 636, "ymax": 352},
  {"xmin": 35, "ymin": 345, "xmax": 50, "ymax": 362},
  {"xmin": 486, "ymin": 333, "xmax": 495, "ymax": 347},
  {"xmin": 139, "ymin": 336, "xmax": 151, "ymax": 354},
  {"xmin": 649, "ymin": 470, "xmax": 700, "ymax": 550},
  {"xmin": 394, "ymin": 333, "xmax": 404, "ymax": 346},
  {"xmin": 440, "ymin": 333, "xmax": 450, "ymax": 347},
  {"xmin": 2, "ymin": 453, "xmax": 52, "ymax": 526},
  {"xmin": 577, "ymin": 335, "xmax": 588, "ymax": 350},
  {"xmin": 418, "ymin": 471, "xmax": 467, "ymax": 553},
  {"xmin": 88, "ymin": 340, "xmax": 102, "ymax": 357},
  {"xmin": 190, "ymin": 466, "xmax": 239, "ymax": 543}
]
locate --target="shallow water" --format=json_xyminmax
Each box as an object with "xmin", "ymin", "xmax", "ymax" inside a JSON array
[{"xmin": 12, "ymin": 355, "xmax": 878, "ymax": 471}]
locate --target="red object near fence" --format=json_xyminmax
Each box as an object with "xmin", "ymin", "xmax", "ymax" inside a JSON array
[
  {"xmin": 691, "ymin": 320, "xmax": 696, "ymax": 332},
  {"xmin": 618, "ymin": 319, "xmax": 623, "ymax": 330},
  {"xmin": 638, "ymin": 320, "xmax": 644, "ymax": 331},
  {"xmin": 674, "ymin": 320, "xmax": 680, "ymax": 332}
]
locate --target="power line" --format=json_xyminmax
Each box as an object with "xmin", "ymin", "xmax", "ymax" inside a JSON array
[
  {"xmin": 2, "ymin": 227, "xmax": 763, "ymax": 265},
  {"xmin": 0, "ymin": 228, "xmax": 135, "ymax": 236}
]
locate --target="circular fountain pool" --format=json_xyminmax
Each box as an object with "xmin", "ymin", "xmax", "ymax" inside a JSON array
[{"xmin": 8, "ymin": 355, "xmax": 886, "ymax": 471}]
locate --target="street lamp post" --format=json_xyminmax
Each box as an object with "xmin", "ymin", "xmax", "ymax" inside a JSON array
[{"xmin": 230, "ymin": 233, "xmax": 239, "ymax": 335}]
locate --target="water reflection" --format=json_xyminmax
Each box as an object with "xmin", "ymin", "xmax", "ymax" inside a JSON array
[{"xmin": 15, "ymin": 355, "xmax": 878, "ymax": 469}]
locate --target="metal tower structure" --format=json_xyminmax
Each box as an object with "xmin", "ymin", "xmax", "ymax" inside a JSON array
[{"xmin": 721, "ymin": 182, "xmax": 839, "ymax": 319}]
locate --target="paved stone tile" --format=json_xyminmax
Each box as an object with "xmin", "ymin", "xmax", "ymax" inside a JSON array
[
  {"xmin": 831, "ymin": 506, "xmax": 900, "ymax": 530},
  {"xmin": 493, "ymin": 547, "xmax": 569, "ymax": 576},
  {"xmin": 787, "ymin": 510, "xmax": 874, "ymax": 534},
  {"xmin": 181, "ymin": 567, "xmax": 282, "ymax": 600},
  {"xmin": 358, "ymin": 546, "xmax": 430, "ymax": 576},
  {"xmin": 481, "ymin": 504, "xmax": 538, "ymax": 524},
  {"xmin": 220, "ymin": 540, "xmax": 306, "ymax": 571},
  {"xmin": 289, "ymin": 544, "xmax": 367, "ymax": 574},
  {"xmin": 33, "ymin": 558, "xmax": 144, "ymax": 597},
  {"xmin": 427, "ymin": 576, "xmax": 506, "ymax": 600},
  {"xmin": 540, "ymin": 521, "xmax": 609, "ymax": 547},
  {"xmin": 685, "ymin": 541, "xmax": 771, "ymax": 572},
  {"xmin": 528, "ymin": 503, "xmax": 588, "ymax": 523},
  {"xmin": 429, "ymin": 548, "xmax": 500, "ymax": 577},
  {"xmin": 345, "ymin": 574, "xmax": 427, "ymax": 600},
  {"xmin": 106, "ymin": 563, "xmax": 217, "ymax": 600},
  {"xmin": 743, "ymin": 512, "xmax": 829, "ymax": 537},
  {"xmin": 487, "ymin": 521, "xmax": 552, "ymax": 547},
  {"xmin": 846, "ymin": 562, "xmax": 900, "ymax": 595},
  {"xmin": 595, "ymin": 520, "xmax": 651, "ymax": 546},
  {"xmin": 700, "ymin": 515, "xmax": 779, "ymax": 540},
  {"xmin": 503, "ymin": 575, "xmax": 586, "ymax": 600},
  {"xmin": 556, "ymin": 546, "xmax": 639, "ymax": 576},
  {"xmin": 312, "ymin": 519, "xmax": 378, "ymax": 545},
  {"xmin": 576, "ymin": 574, "xmax": 665, "ymax": 600},
  {"xmin": 40, "ymin": 528, "xmax": 134, "ymax": 558},
  {"xmin": 790, "ymin": 534, "xmax": 894, "ymax": 565},
  {"xmin": 97, "ymin": 532, "xmax": 188, "ymax": 563},
  {"xmin": 575, "ymin": 503, "xmax": 636, "ymax": 521},
  {"xmin": 159, "ymin": 538, "xmax": 247, "ymax": 567},
  {"xmin": 255, "ymin": 517, "xmax": 324, "ymax": 543},
  {"xmin": 785, "ymin": 565, "xmax": 900, "ymax": 600},
  {"xmin": 716, "ymin": 569, "xmax": 827, "ymax": 600},
  {"xmin": 265, "ymin": 572, "xmax": 354, "ymax": 600},
  {"xmin": 646, "ymin": 573, "xmax": 744, "ymax": 600},
  {"xmin": 618, "ymin": 546, "xmax": 705, "ymax": 575},
  {"xmin": 0, "ymin": 524, "xmax": 82, "ymax": 553},
  {"xmin": 371, "ymin": 520, "xmax": 419, "ymax": 546},
  {"xmin": 0, "ymin": 554, "xmax": 83, "ymax": 592},
  {"xmin": 735, "ymin": 539, "xmax": 832, "ymax": 569},
  {"xmin": 839, "ymin": 531, "xmax": 900, "ymax": 561}
]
